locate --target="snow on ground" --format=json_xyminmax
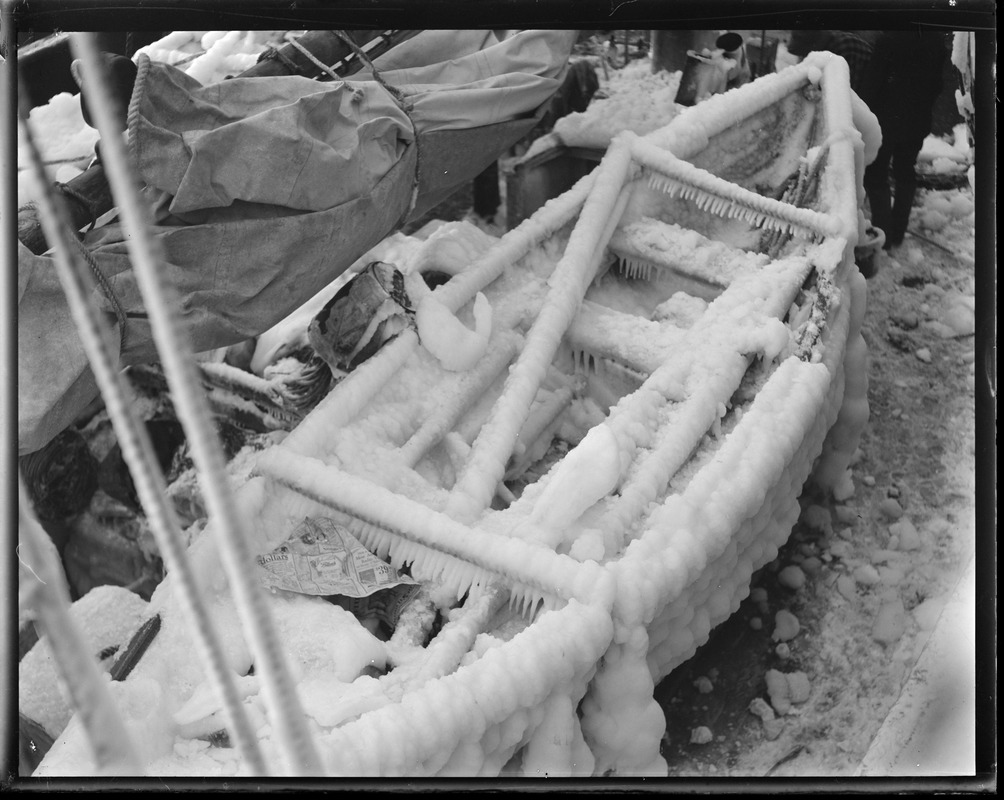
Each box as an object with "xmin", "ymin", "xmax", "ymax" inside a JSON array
[{"xmin": 657, "ymin": 183, "xmax": 978, "ymax": 778}]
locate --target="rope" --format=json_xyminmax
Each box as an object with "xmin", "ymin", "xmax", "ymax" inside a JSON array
[
  {"xmin": 283, "ymin": 31, "xmax": 343, "ymax": 81},
  {"xmin": 55, "ymin": 180, "xmax": 99, "ymax": 232},
  {"xmin": 70, "ymin": 236, "xmax": 128, "ymax": 350},
  {"xmin": 17, "ymin": 190, "xmax": 125, "ymax": 350},
  {"xmin": 255, "ymin": 43, "xmax": 305, "ymax": 76},
  {"xmin": 126, "ymin": 53, "xmax": 151, "ymax": 150},
  {"xmin": 329, "ymin": 30, "xmax": 424, "ymax": 215}
]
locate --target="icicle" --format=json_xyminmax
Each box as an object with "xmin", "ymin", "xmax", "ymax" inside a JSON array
[{"xmin": 634, "ymin": 137, "xmax": 841, "ymax": 240}]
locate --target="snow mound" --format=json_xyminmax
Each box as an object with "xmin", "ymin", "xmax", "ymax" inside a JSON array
[{"xmin": 553, "ymin": 60, "xmax": 681, "ymax": 149}]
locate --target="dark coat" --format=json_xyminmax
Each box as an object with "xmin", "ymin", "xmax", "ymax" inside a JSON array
[
  {"xmin": 859, "ymin": 30, "xmax": 947, "ymax": 144},
  {"xmin": 787, "ymin": 30, "xmax": 874, "ymax": 95}
]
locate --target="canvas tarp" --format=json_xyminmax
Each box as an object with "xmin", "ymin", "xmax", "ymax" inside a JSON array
[{"xmin": 18, "ymin": 30, "xmax": 577, "ymax": 454}]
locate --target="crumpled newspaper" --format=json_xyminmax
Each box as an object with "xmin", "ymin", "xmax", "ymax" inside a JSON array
[{"xmin": 256, "ymin": 516, "xmax": 417, "ymax": 598}]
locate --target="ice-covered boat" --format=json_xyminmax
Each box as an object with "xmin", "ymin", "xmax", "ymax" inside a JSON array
[{"xmin": 21, "ymin": 50, "xmax": 877, "ymax": 777}]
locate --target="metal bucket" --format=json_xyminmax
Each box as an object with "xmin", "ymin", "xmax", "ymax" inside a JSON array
[{"xmin": 855, "ymin": 226, "xmax": 885, "ymax": 278}]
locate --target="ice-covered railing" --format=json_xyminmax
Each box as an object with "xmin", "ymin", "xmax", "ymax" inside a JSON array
[
  {"xmin": 316, "ymin": 598, "xmax": 614, "ymax": 775},
  {"xmin": 642, "ymin": 51, "xmax": 868, "ymax": 249},
  {"xmin": 631, "ymin": 134, "xmax": 843, "ymax": 240}
]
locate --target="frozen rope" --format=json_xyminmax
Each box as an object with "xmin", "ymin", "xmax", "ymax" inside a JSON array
[{"xmin": 74, "ymin": 33, "xmax": 323, "ymax": 777}]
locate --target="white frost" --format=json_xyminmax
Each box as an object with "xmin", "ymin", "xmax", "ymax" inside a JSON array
[{"xmin": 416, "ymin": 292, "xmax": 493, "ymax": 372}]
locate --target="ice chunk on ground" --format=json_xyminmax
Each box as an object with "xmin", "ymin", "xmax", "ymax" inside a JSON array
[
  {"xmin": 889, "ymin": 518, "xmax": 922, "ymax": 551},
  {"xmin": 765, "ymin": 669, "xmax": 811, "ymax": 715},
  {"xmin": 772, "ymin": 610, "xmax": 799, "ymax": 642},
  {"xmin": 777, "ymin": 565, "xmax": 806, "ymax": 591},
  {"xmin": 878, "ymin": 498, "xmax": 903, "ymax": 520},
  {"xmin": 872, "ymin": 598, "xmax": 909, "ymax": 645},
  {"xmin": 690, "ymin": 726, "xmax": 713, "ymax": 744}
]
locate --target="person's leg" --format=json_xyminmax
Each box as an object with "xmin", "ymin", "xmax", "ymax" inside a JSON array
[
  {"xmin": 888, "ymin": 135, "xmax": 925, "ymax": 247},
  {"xmin": 863, "ymin": 140, "xmax": 893, "ymax": 246}
]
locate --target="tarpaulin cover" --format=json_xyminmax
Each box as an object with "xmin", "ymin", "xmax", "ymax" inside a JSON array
[{"xmin": 18, "ymin": 30, "xmax": 576, "ymax": 454}]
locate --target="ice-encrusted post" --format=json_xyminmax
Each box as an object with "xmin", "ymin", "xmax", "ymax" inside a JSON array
[
  {"xmin": 446, "ymin": 137, "xmax": 637, "ymax": 522},
  {"xmin": 71, "ymin": 34, "xmax": 322, "ymax": 776},
  {"xmin": 580, "ymin": 624, "xmax": 667, "ymax": 776},
  {"xmin": 817, "ymin": 51, "xmax": 868, "ymax": 246},
  {"xmin": 17, "ymin": 91, "xmax": 270, "ymax": 775}
]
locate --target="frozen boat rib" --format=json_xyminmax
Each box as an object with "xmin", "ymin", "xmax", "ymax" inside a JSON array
[
  {"xmin": 565, "ymin": 301, "xmax": 683, "ymax": 376},
  {"xmin": 399, "ymin": 332, "xmax": 522, "ymax": 468},
  {"xmin": 380, "ymin": 582, "xmax": 509, "ymax": 701},
  {"xmin": 516, "ymin": 253, "xmax": 812, "ymax": 546},
  {"xmin": 608, "ymin": 218, "xmax": 766, "ymax": 289},
  {"xmin": 447, "ymin": 144, "xmax": 635, "ymax": 522}
]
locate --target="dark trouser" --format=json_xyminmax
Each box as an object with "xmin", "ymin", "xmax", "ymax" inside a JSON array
[{"xmin": 863, "ymin": 134, "xmax": 925, "ymax": 248}]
